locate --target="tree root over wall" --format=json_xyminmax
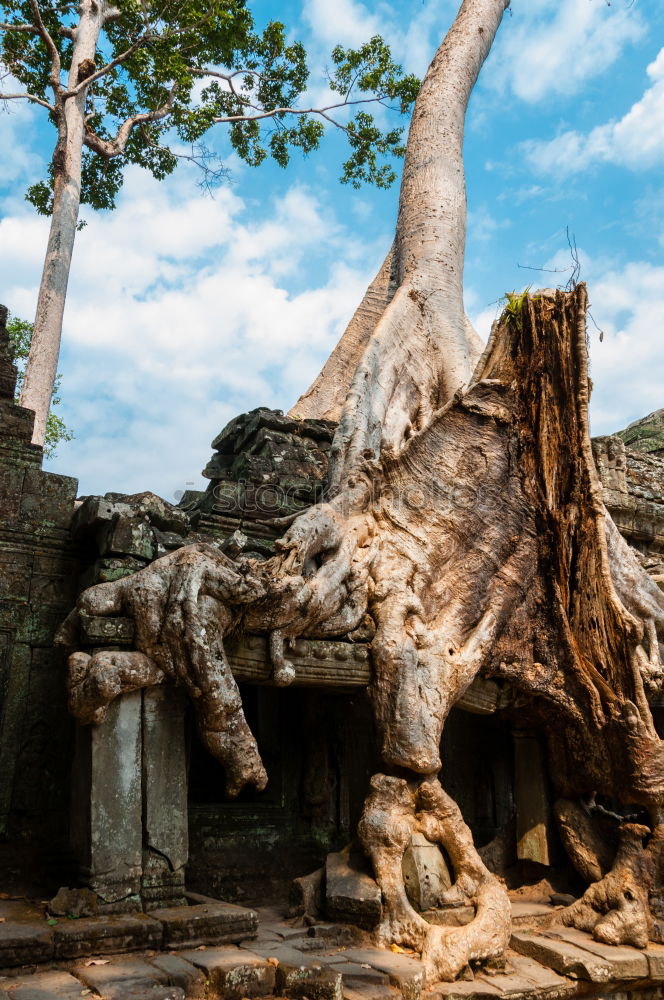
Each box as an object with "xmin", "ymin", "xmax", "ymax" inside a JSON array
[{"xmin": 58, "ymin": 286, "xmax": 664, "ymax": 980}]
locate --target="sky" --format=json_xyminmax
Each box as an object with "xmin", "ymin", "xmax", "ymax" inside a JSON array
[{"xmin": 1, "ymin": 0, "xmax": 663, "ymax": 501}]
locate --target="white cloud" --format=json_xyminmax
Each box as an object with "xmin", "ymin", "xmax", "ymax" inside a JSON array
[
  {"xmin": 303, "ymin": 0, "xmax": 384, "ymax": 48},
  {"xmin": 587, "ymin": 259, "xmax": 664, "ymax": 436},
  {"xmin": 487, "ymin": 0, "xmax": 644, "ymax": 103},
  {"xmin": 523, "ymin": 46, "xmax": 664, "ymax": 176},
  {"xmin": 0, "ymin": 166, "xmax": 379, "ymax": 499}
]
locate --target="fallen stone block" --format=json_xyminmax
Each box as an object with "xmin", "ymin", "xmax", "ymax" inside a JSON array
[
  {"xmin": 325, "ymin": 851, "xmax": 381, "ymax": 930},
  {"xmin": 152, "ymin": 900, "xmax": 257, "ymax": 948},
  {"xmin": 53, "ymin": 913, "xmax": 162, "ymax": 959},
  {"xmin": 509, "ymin": 930, "xmax": 612, "ymax": 982},
  {"xmin": 290, "ymin": 867, "xmax": 324, "ymax": 919},
  {"xmin": 180, "ymin": 945, "xmax": 276, "ymax": 998}
]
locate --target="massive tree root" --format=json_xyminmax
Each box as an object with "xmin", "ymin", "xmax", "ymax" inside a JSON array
[{"xmin": 56, "ymin": 0, "xmax": 664, "ymax": 981}]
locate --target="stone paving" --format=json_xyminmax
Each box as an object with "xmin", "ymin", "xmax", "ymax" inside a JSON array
[{"xmin": 2, "ymin": 901, "xmax": 664, "ymax": 1000}]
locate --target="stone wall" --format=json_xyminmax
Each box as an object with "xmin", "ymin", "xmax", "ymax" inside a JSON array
[{"xmin": 0, "ymin": 306, "xmax": 79, "ymax": 864}]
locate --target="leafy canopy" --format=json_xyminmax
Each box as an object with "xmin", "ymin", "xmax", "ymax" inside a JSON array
[
  {"xmin": 0, "ymin": 0, "xmax": 420, "ymax": 211},
  {"xmin": 7, "ymin": 315, "xmax": 73, "ymax": 456}
]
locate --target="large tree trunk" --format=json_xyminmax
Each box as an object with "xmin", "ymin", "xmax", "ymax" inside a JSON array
[
  {"xmin": 56, "ymin": 0, "xmax": 664, "ymax": 983},
  {"xmin": 19, "ymin": 1, "xmax": 107, "ymax": 447}
]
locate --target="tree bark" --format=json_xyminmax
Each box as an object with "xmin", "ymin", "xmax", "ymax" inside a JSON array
[{"xmin": 19, "ymin": 1, "xmax": 107, "ymax": 447}]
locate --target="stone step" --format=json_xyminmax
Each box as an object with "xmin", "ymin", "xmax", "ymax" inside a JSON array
[
  {"xmin": 0, "ymin": 970, "xmax": 87, "ymax": 998},
  {"xmin": 179, "ymin": 945, "xmax": 276, "ymax": 999},
  {"xmin": 542, "ymin": 927, "xmax": 648, "ymax": 980},
  {"xmin": 0, "ymin": 900, "xmax": 259, "ymax": 969},
  {"xmin": 509, "ymin": 931, "xmax": 613, "ymax": 983}
]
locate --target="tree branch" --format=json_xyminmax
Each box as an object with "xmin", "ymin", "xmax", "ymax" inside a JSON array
[
  {"xmin": 28, "ymin": 0, "xmax": 61, "ymax": 93},
  {"xmin": 0, "ymin": 90, "xmax": 55, "ymax": 111},
  {"xmin": 0, "ymin": 22, "xmax": 37, "ymax": 33},
  {"xmin": 210, "ymin": 96, "xmax": 383, "ymax": 126},
  {"xmin": 64, "ymin": 33, "xmax": 153, "ymax": 97},
  {"xmin": 84, "ymin": 84, "xmax": 178, "ymax": 157}
]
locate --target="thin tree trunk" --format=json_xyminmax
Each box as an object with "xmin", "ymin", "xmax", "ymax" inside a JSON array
[{"xmin": 19, "ymin": 1, "xmax": 106, "ymax": 447}]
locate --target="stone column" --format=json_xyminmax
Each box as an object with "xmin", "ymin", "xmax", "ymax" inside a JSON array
[
  {"xmin": 71, "ymin": 691, "xmax": 143, "ymax": 911},
  {"xmin": 513, "ymin": 729, "xmax": 554, "ymax": 866},
  {"xmin": 141, "ymin": 685, "xmax": 189, "ymax": 910}
]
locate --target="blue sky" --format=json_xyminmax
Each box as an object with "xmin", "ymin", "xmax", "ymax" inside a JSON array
[{"xmin": 1, "ymin": 0, "xmax": 663, "ymax": 500}]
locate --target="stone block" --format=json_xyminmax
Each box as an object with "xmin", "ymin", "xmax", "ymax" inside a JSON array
[
  {"xmin": 276, "ymin": 962, "xmax": 343, "ymax": 1000},
  {"xmin": 509, "ymin": 930, "xmax": 612, "ymax": 982},
  {"xmin": 0, "ymin": 550, "xmax": 31, "ymax": 601},
  {"xmin": 99, "ymin": 514, "xmax": 155, "ymax": 560},
  {"xmin": 506, "ymin": 951, "xmax": 574, "ymax": 992},
  {"xmin": 343, "ymin": 986, "xmax": 401, "ymax": 1000},
  {"xmin": 153, "ymin": 900, "xmax": 258, "ymax": 948},
  {"xmin": 644, "ymin": 941, "xmax": 664, "ymax": 979},
  {"xmin": 53, "ymin": 912, "xmax": 162, "ymax": 959},
  {"xmin": 142, "ymin": 686, "xmax": 188, "ymax": 909},
  {"xmin": 148, "ymin": 953, "xmax": 207, "ymax": 997},
  {"xmin": 0, "ymin": 921, "xmax": 54, "ymax": 967},
  {"xmin": 74, "ymin": 956, "xmax": 168, "ymax": 998},
  {"xmin": 290, "ymin": 866, "xmax": 324, "ymax": 917},
  {"xmin": 326, "ymin": 849, "xmax": 381, "ymax": 929},
  {"xmin": 70, "ymin": 691, "xmax": 143, "ymax": 906},
  {"xmin": 341, "ymin": 949, "xmax": 424, "ymax": 1000},
  {"xmin": 402, "ymin": 833, "xmax": 451, "ymax": 911},
  {"xmin": 3, "ymin": 970, "xmax": 91, "ymax": 998},
  {"xmin": 545, "ymin": 927, "xmax": 648, "ymax": 980},
  {"xmin": 181, "ymin": 945, "xmax": 276, "ymax": 998},
  {"xmin": 20, "ymin": 470, "xmax": 78, "ymax": 529}
]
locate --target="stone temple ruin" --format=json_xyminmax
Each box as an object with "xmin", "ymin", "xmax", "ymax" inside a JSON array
[{"xmin": 3, "ymin": 300, "xmax": 664, "ymax": 998}]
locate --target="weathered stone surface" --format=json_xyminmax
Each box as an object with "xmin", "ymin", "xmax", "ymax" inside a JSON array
[
  {"xmin": 643, "ymin": 941, "xmax": 664, "ymax": 978},
  {"xmin": 544, "ymin": 927, "xmax": 648, "ymax": 980},
  {"xmin": 152, "ymin": 900, "xmax": 257, "ymax": 947},
  {"xmin": 402, "ymin": 833, "xmax": 451, "ymax": 911},
  {"xmin": 509, "ymin": 930, "xmax": 613, "ymax": 982},
  {"xmin": 325, "ymin": 849, "xmax": 382, "ymax": 929},
  {"xmin": 70, "ymin": 691, "xmax": 143, "ymax": 907},
  {"xmin": 48, "ymin": 887, "xmax": 98, "ymax": 918},
  {"xmin": 142, "ymin": 685, "xmax": 188, "ymax": 909},
  {"xmin": 0, "ymin": 921, "xmax": 54, "ymax": 967},
  {"xmin": 53, "ymin": 912, "xmax": 161, "ymax": 958},
  {"xmin": 290, "ymin": 867, "xmax": 324, "ymax": 918},
  {"xmin": 617, "ymin": 409, "xmax": 664, "ymax": 457},
  {"xmin": 343, "ymin": 985, "xmax": 401, "ymax": 1000},
  {"xmin": 74, "ymin": 956, "xmax": 170, "ymax": 999},
  {"xmin": 505, "ymin": 952, "xmax": 573, "ymax": 992},
  {"xmin": 180, "ymin": 945, "xmax": 276, "ymax": 998},
  {"xmin": 148, "ymin": 953, "xmax": 207, "ymax": 997},
  {"xmin": 1, "ymin": 970, "xmax": 87, "ymax": 999},
  {"xmin": 276, "ymin": 962, "xmax": 344, "ymax": 1000},
  {"xmin": 342, "ymin": 949, "xmax": 424, "ymax": 1000},
  {"xmin": 425, "ymin": 980, "xmax": 501, "ymax": 999}
]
